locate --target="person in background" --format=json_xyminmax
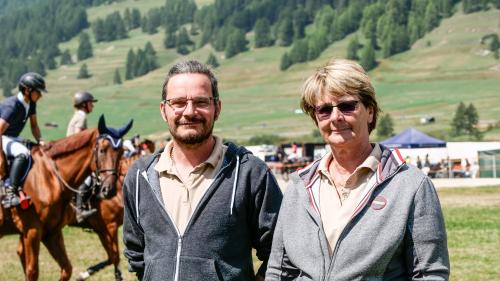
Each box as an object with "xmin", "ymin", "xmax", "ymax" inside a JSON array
[
  {"xmin": 66, "ymin": 91, "xmax": 98, "ymax": 222},
  {"xmin": 123, "ymin": 60, "xmax": 282, "ymax": 281},
  {"xmin": 266, "ymin": 59, "xmax": 449, "ymax": 280},
  {"xmin": 0, "ymin": 72, "xmax": 46, "ymax": 208}
]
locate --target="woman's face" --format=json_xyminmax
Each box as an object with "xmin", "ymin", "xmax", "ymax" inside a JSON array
[{"xmin": 314, "ymin": 94, "xmax": 373, "ymax": 150}]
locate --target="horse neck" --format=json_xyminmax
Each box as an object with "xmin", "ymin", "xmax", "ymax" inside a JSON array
[{"xmin": 52, "ymin": 132, "xmax": 97, "ymax": 192}]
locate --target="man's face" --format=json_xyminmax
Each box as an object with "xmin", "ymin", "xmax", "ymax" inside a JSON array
[{"xmin": 160, "ymin": 73, "xmax": 221, "ymax": 146}]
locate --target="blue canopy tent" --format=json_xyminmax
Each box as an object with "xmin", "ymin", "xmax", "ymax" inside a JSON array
[{"xmin": 381, "ymin": 128, "xmax": 446, "ymax": 148}]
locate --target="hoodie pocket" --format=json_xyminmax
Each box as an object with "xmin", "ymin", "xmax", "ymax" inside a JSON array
[
  {"xmin": 142, "ymin": 258, "xmax": 175, "ymax": 281},
  {"xmin": 179, "ymin": 256, "xmax": 220, "ymax": 281}
]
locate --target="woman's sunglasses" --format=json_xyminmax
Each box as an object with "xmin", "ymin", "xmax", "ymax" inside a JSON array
[{"xmin": 314, "ymin": 100, "xmax": 359, "ymax": 120}]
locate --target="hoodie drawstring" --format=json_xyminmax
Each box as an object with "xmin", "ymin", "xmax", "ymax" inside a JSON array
[
  {"xmin": 135, "ymin": 169, "xmax": 140, "ymax": 223},
  {"xmin": 230, "ymin": 155, "xmax": 240, "ymax": 215}
]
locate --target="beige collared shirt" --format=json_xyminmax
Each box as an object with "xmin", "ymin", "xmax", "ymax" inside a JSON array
[
  {"xmin": 317, "ymin": 143, "xmax": 382, "ymax": 254},
  {"xmin": 154, "ymin": 137, "xmax": 227, "ymax": 235}
]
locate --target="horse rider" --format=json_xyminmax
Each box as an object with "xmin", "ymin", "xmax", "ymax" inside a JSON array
[
  {"xmin": 67, "ymin": 90, "xmax": 98, "ymax": 222},
  {"xmin": 0, "ymin": 72, "xmax": 46, "ymax": 208}
]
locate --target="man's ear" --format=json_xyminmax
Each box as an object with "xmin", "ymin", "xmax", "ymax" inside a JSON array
[
  {"xmin": 214, "ymin": 99, "xmax": 221, "ymax": 121},
  {"xmin": 160, "ymin": 102, "xmax": 168, "ymax": 122}
]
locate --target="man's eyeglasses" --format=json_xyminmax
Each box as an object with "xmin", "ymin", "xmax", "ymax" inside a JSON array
[
  {"xmin": 164, "ymin": 97, "xmax": 217, "ymax": 112},
  {"xmin": 314, "ymin": 100, "xmax": 359, "ymax": 120}
]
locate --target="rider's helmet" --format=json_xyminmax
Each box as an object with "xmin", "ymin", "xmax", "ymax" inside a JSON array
[
  {"xmin": 18, "ymin": 72, "xmax": 47, "ymax": 93},
  {"xmin": 74, "ymin": 91, "xmax": 98, "ymax": 107}
]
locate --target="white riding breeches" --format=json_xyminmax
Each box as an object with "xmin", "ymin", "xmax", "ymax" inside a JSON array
[{"xmin": 2, "ymin": 136, "xmax": 30, "ymax": 158}]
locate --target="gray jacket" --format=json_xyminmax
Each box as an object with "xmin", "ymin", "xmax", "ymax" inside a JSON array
[
  {"xmin": 266, "ymin": 145, "xmax": 449, "ymax": 281},
  {"xmin": 123, "ymin": 142, "xmax": 282, "ymax": 281}
]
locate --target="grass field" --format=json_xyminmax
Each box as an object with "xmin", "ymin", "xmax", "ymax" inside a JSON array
[
  {"xmin": 0, "ymin": 185, "xmax": 499, "ymax": 280},
  {"xmin": 14, "ymin": 3, "xmax": 498, "ymax": 143}
]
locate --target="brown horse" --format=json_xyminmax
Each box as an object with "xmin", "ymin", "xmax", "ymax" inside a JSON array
[
  {"xmin": 0, "ymin": 115, "xmax": 132, "ymax": 281},
  {"xmin": 73, "ymin": 154, "xmax": 139, "ymax": 281}
]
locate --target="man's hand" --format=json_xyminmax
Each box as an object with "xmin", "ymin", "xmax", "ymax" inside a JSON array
[{"xmin": 255, "ymin": 273, "xmax": 265, "ymax": 281}]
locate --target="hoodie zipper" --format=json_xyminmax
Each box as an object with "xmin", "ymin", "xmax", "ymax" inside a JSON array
[
  {"xmin": 326, "ymin": 164, "xmax": 404, "ymax": 277},
  {"xmin": 140, "ymin": 153, "xmax": 241, "ymax": 281},
  {"xmin": 141, "ymin": 171, "xmax": 183, "ymax": 281}
]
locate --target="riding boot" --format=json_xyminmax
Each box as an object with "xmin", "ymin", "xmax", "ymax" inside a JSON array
[
  {"xmin": 1, "ymin": 155, "xmax": 30, "ymax": 208},
  {"xmin": 76, "ymin": 181, "xmax": 97, "ymax": 223}
]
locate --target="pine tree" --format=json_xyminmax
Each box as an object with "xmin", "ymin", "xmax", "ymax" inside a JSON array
[
  {"xmin": 93, "ymin": 19, "xmax": 106, "ymax": 42},
  {"xmin": 424, "ymin": 1, "xmax": 440, "ymax": 32},
  {"xmin": 125, "ymin": 49, "xmax": 135, "ymax": 80},
  {"xmin": 347, "ymin": 36, "xmax": 360, "ymax": 60},
  {"xmin": 77, "ymin": 63, "xmax": 91, "ymax": 79},
  {"xmin": 451, "ymin": 102, "xmax": 467, "ymax": 136},
  {"xmin": 360, "ymin": 42, "xmax": 377, "ymax": 71},
  {"xmin": 131, "ymin": 8, "xmax": 142, "ymax": 29},
  {"xmin": 464, "ymin": 103, "xmax": 481, "ymax": 139},
  {"xmin": 77, "ymin": 32, "xmax": 93, "ymax": 61},
  {"xmin": 225, "ymin": 29, "xmax": 247, "ymax": 58},
  {"xmin": 289, "ymin": 39, "xmax": 308, "ymax": 64},
  {"xmin": 113, "ymin": 68, "xmax": 122, "ymax": 84},
  {"xmin": 280, "ymin": 52, "xmax": 292, "ymax": 71},
  {"xmin": 60, "ymin": 49, "xmax": 73, "ymax": 65},
  {"xmin": 377, "ymin": 114, "xmax": 394, "ymax": 139},
  {"xmin": 177, "ymin": 27, "xmax": 193, "ymax": 46},
  {"xmin": 292, "ymin": 7, "xmax": 308, "ymax": 40},
  {"xmin": 164, "ymin": 30, "xmax": 177, "ymax": 49},
  {"xmin": 276, "ymin": 18, "xmax": 293, "ymax": 46},
  {"xmin": 124, "ymin": 8, "xmax": 132, "ymax": 30},
  {"xmin": 206, "ymin": 53, "xmax": 220, "ymax": 68},
  {"xmin": 254, "ymin": 18, "xmax": 273, "ymax": 48}
]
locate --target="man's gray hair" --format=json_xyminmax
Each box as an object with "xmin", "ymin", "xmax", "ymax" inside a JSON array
[{"xmin": 161, "ymin": 60, "xmax": 219, "ymax": 101}]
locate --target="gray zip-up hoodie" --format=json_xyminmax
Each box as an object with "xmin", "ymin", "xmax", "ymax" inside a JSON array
[
  {"xmin": 266, "ymin": 146, "xmax": 449, "ymax": 280},
  {"xmin": 123, "ymin": 142, "xmax": 282, "ymax": 281}
]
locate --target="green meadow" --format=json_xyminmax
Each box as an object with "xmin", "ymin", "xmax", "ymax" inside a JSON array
[
  {"xmin": 0, "ymin": 185, "xmax": 499, "ymax": 280},
  {"xmin": 16, "ymin": 3, "xmax": 499, "ymax": 143}
]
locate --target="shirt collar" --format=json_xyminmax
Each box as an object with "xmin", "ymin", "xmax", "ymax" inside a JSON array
[
  {"xmin": 154, "ymin": 136, "xmax": 224, "ymax": 174},
  {"xmin": 318, "ymin": 143, "xmax": 382, "ymax": 176},
  {"xmin": 17, "ymin": 92, "xmax": 29, "ymax": 107},
  {"xmin": 77, "ymin": 109, "xmax": 87, "ymax": 117}
]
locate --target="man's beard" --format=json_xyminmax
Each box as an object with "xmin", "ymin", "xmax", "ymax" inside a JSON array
[{"xmin": 169, "ymin": 117, "xmax": 214, "ymax": 145}]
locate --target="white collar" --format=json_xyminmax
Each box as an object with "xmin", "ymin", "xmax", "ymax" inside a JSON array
[
  {"xmin": 17, "ymin": 92, "xmax": 29, "ymax": 107},
  {"xmin": 77, "ymin": 109, "xmax": 87, "ymax": 117}
]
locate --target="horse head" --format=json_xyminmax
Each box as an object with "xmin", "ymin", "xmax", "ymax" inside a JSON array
[{"xmin": 94, "ymin": 115, "xmax": 133, "ymax": 199}]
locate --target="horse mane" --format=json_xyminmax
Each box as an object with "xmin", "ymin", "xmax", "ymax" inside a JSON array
[{"xmin": 43, "ymin": 129, "xmax": 98, "ymax": 158}]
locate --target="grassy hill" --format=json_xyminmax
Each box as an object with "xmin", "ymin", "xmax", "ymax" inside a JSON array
[{"xmin": 26, "ymin": 2, "xmax": 500, "ymax": 143}]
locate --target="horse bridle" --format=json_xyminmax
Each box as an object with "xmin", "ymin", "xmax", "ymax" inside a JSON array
[{"xmin": 92, "ymin": 134, "xmax": 122, "ymax": 187}]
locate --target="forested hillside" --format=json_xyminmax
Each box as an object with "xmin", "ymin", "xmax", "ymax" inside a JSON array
[{"xmin": 0, "ymin": 0, "xmax": 498, "ymax": 142}]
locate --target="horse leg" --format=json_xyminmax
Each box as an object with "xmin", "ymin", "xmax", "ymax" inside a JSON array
[
  {"xmin": 17, "ymin": 237, "xmax": 26, "ymax": 272},
  {"xmin": 78, "ymin": 222, "xmax": 120, "ymax": 280},
  {"xmin": 42, "ymin": 230, "xmax": 72, "ymax": 281},
  {"xmin": 22, "ymin": 228, "xmax": 41, "ymax": 281}
]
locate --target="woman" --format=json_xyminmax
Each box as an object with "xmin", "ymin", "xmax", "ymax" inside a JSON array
[{"xmin": 266, "ymin": 59, "xmax": 449, "ymax": 280}]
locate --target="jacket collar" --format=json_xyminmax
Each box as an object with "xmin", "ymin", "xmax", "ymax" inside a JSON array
[{"xmin": 298, "ymin": 144, "xmax": 405, "ymax": 188}]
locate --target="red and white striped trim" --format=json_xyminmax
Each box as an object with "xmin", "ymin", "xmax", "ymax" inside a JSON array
[{"xmin": 392, "ymin": 148, "xmax": 405, "ymax": 165}]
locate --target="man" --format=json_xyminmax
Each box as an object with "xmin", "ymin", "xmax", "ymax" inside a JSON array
[
  {"xmin": 123, "ymin": 60, "xmax": 282, "ymax": 281},
  {"xmin": 66, "ymin": 91, "xmax": 98, "ymax": 222},
  {"xmin": 0, "ymin": 72, "xmax": 46, "ymax": 208},
  {"xmin": 266, "ymin": 59, "xmax": 449, "ymax": 280}
]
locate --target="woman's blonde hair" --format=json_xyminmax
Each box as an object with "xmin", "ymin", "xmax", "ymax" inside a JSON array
[{"xmin": 300, "ymin": 58, "xmax": 380, "ymax": 133}]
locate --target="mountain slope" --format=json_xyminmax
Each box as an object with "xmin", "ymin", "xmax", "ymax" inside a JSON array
[{"xmin": 30, "ymin": 3, "xmax": 500, "ymax": 142}]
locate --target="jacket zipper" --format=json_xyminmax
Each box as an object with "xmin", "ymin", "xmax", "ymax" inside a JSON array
[
  {"xmin": 327, "ymin": 165, "xmax": 404, "ymax": 276},
  {"xmin": 141, "ymin": 171, "xmax": 183, "ymax": 281},
  {"xmin": 140, "ymin": 157, "xmax": 236, "ymax": 281}
]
